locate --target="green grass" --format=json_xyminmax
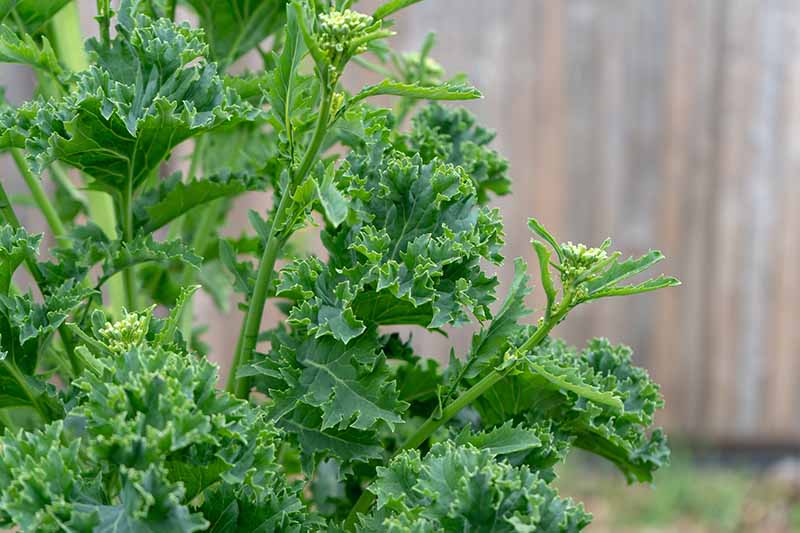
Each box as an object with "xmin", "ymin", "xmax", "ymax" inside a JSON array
[{"xmin": 555, "ymin": 450, "xmax": 800, "ymax": 532}]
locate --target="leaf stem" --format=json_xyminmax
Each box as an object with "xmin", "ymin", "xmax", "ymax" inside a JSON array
[
  {"xmin": 10, "ymin": 149, "xmax": 68, "ymax": 245},
  {"xmin": 228, "ymin": 88, "xmax": 333, "ymax": 398},
  {"xmin": 120, "ymin": 180, "xmax": 139, "ymax": 311}
]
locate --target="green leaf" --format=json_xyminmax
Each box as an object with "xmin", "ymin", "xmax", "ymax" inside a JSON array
[
  {"xmin": 19, "ymin": 4, "xmax": 258, "ymax": 195},
  {"xmin": 282, "ymin": 335, "xmax": 405, "ymax": 431},
  {"xmin": 198, "ymin": 482, "xmax": 317, "ymax": 533},
  {"xmin": 154, "ymin": 284, "xmax": 200, "ymax": 346},
  {"xmin": 315, "ymin": 163, "xmax": 348, "ymax": 227},
  {"xmin": 364, "ymin": 442, "xmax": 591, "ymax": 532},
  {"xmin": 87, "ymin": 466, "xmax": 208, "ymax": 533},
  {"xmin": 462, "ymin": 257, "xmax": 531, "ymax": 381},
  {"xmin": 3, "ymin": 0, "xmax": 70, "ymax": 34},
  {"xmin": 185, "ymin": 0, "xmax": 288, "ymax": 69},
  {"xmin": 278, "ymin": 144, "xmax": 505, "ymax": 343},
  {"xmin": 350, "ymin": 80, "xmax": 482, "ymax": 106},
  {"xmin": 454, "ymin": 421, "xmax": 543, "ymax": 457},
  {"xmin": 527, "ymin": 218, "xmax": 563, "ymax": 262},
  {"xmin": 278, "ymin": 404, "xmax": 385, "ymax": 474},
  {"xmin": 133, "ymin": 172, "xmax": 267, "ymax": 234},
  {"xmin": 533, "ymin": 241, "xmax": 556, "ymax": 307},
  {"xmin": 0, "ymin": 26, "xmax": 61, "ymax": 77},
  {"xmin": 583, "ymin": 250, "xmax": 681, "ymax": 299},
  {"xmin": 476, "ymin": 338, "xmax": 669, "ymax": 483},
  {"xmin": 99, "ymin": 235, "xmax": 201, "ymax": 288},
  {"xmin": 373, "ymin": 0, "xmax": 424, "ymax": 20},
  {"xmin": 0, "ymin": 224, "xmax": 40, "ymax": 294},
  {"xmin": 406, "ymin": 103, "xmax": 511, "ymax": 203}
]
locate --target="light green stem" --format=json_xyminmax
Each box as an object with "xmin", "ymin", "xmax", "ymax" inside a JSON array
[
  {"xmin": 120, "ymin": 181, "xmax": 138, "ymax": 311},
  {"xmin": 50, "ymin": 0, "xmax": 125, "ymax": 319},
  {"xmin": 228, "ymin": 88, "xmax": 333, "ymax": 398},
  {"xmin": 10, "ymin": 149, "xmax": 68, "ymax": 245}
]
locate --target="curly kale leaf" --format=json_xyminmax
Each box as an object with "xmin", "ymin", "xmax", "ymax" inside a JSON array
[
  {"xmin": 361, "ymin": 442, "xmax": 591, "ymax": 532},
  {"xmin": 245, "ymin": 331, "xmax": 406, "ymax": 473},
  {"xmin": 407, "ymin": 103, "xmax": 511, "ymax": 203},
  {"xmin": 13, "ymin": 0, "xmax": 258, "ymax": 195},
  {"xmin": 0, "ymin": 323, "xmax": 313, "ymax": 531},
  {"xmin": 475, "ymin": 338, "xmax": 669, "ymax": 483},
  {"xmin": 279, "ymin": 147, "xmax": 504, "ymax": 343}
]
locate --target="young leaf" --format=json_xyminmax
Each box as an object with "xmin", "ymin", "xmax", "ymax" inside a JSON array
[
  {"xmin": 350, "ymin": 80, "xmax": 482, "ymax": 106},
  {"xmin": 315, "ymin": 163, "xmax": 348, "ymax": 227},
  {"xmin": 373, "ymin": 0, "xmax": 424, "ymax": 20},
  {"xmin": 0, "ymin": 26, "xmax": 62, "ymax": 77},
  {"xmin": 154, "ymin": 284, "xmax": 200, "ymax": 346},
  {"xmin": 454, "ymin": 421, "xmax": 543, "ymax": 457},
  {"xmin": 0, "ymin": 225, "xmax": 40, "ymax": 294},
  {"xmin": 98, "ymin": 235, "xmax": 202, "ymax": 288},
  {"xmin": 406, "ymin": 103, "xmax": 510, "ymax": 203}
]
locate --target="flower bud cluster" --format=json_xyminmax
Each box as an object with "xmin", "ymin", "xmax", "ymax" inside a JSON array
[
  {"xmin": 98, "ymin": 310, "xmax": 149, "ymax": 354},
  {"xmin": 318, "ymin": 9, "xmax": 373, "ymax": 67},
  {"xmin": 560, "ymin": 241, "xmax": 608, "ymax": 283}
]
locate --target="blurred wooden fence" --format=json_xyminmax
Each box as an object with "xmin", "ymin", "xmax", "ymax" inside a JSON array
[
  {"xmin": 383, "ymin": 0, "xmax": 800, "ymax": 445},
  {"xmin": 2, "ymin": 0, "xmax": 799, "ymax": 445}
]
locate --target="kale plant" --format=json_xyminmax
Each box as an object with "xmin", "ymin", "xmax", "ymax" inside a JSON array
[{"xmin": 0, "ymin": 1, "xmax": 680, "ymax": 531}]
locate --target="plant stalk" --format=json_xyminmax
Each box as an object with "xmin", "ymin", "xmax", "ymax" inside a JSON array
[
  {"xmin": 50, "ymin": 0, "xmax": 125, "ymax": 319},
  {"xmin": 228, "ymin": 88, "xmax": 333, "ymax": 398},
  {"xmin": 120, "ymin": 181, "xmax": 138, "ymax": 311},
  {"xmin": 10, "ymin": 149, "xmax": 68, "ymax": 245}
]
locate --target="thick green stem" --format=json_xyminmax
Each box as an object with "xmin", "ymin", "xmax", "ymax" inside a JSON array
[
  {"xmin": 228, "ymin": 192, "xmax": 291, "ymax": 398},
  {"xmin": 10, "ymin": 149, "xmax": 68, "ymax": 245},
  {"xmin": 50, "ymin": 0, "xmax": 125, "ymax": 319},
  {"xmin": 120, "ymin": 182, "xmax": 138, "ymax": 311},
  {"xmin": 228, "ymin": 89, "xmax": 333, "ymax": 398}
]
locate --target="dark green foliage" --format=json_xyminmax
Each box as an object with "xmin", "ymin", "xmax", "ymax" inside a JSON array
[{"xmin": 0, "ymin": 1, "xmax": 679, "ymax": 531}]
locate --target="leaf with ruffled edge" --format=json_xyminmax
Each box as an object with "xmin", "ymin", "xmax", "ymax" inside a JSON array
[
  {"xmin": 0, "ymin": 26, "xmax": 61, "ymax": 78},
  {"xmin": 475, "ymin": 338, "xmax": 669, "ymax": 483},
  {"xmin": 15, "ymin": 1, "xmax": 259, "ymax": 196},
  {"xmin": 406, "ymin": 102, "xmax": 511, "ymax": 204},
  {"xmin": 246, "ymin": 330, "xmax": 406, "ymax": 474},
  {"xmin": 362, "ymin": 442, "xmax": 591, "ymax": 533},
  {"xmin": 278, "ymin": 145, "xmax": 504, "ymax": 344}
]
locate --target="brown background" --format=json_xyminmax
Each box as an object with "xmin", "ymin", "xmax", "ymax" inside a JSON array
[{"xmin": 2, "ymin": 0, "xmax": 799, "ymax": 445}]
